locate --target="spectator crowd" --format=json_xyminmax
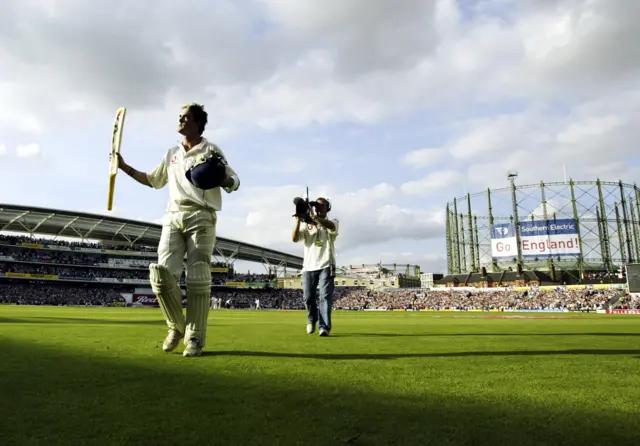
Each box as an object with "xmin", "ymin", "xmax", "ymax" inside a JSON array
[
  {"xmin": 0, "ymin": 235, "xmax": 273, "ymax": 285},
  {"xmin": 0, "ymin": 234, "xmax": 156, "ymax": 253},
  {"xmin": 2, "ymin": 280, "xmax": 636, "ymax": 311},
  {"xmin": 333, "ymin": 287, "xmax": 631, "ymax": 311},
  {"xmin": 0, "ymin": 282, "xmax": 127, "ymax": 306},
  {"xmin": 1, "ymin": 233, "xmax": 638, "ymax": 311}
]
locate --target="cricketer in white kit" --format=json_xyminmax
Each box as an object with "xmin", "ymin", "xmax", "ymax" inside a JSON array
[{"xmin": 116, "ymin": 103, "xmax": 240, "ymax": 357}]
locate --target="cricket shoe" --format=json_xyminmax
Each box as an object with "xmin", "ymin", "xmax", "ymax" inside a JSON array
[
  {"xmin": 163, "ymin": 329, "xmax": 184, "ymax": 353},
  {"xmin": 183, "ymin": 338, "xmax": 203, "ymax": 357},
  {"xmin": 306, "ymin": 323, "xmax": 316, "ymax": 334},
  {"xmin": 319, "ymin": 328, "xmax": 330, "ymax": 337}
]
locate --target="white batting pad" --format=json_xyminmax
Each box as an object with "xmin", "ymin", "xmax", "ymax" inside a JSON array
[
  {"xmin": 184, "ymin": 261, "xmax": 212, "ymax": 346},
  {"xmin": 149, "ymin": 263, "xmax": 186, "ymax": 335}
]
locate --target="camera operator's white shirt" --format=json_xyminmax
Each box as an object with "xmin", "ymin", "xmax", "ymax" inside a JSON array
[
  {"xmin": 295, "ymin": 219, "xmax": 339, "ymax": 272},
  {"xmin": 145, "ymin": 137, "xmax": 240, "ymax": 213}
]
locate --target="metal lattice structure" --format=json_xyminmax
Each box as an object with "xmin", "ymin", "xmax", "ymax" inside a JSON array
[{"xmin": 445, "ymin": 179, "xmax": 640, "ymax": 283}]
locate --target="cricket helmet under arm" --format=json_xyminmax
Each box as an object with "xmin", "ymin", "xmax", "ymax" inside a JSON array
[{"xmin": 185, "ymin": 153, "xmax": 227, "ymax": 190}]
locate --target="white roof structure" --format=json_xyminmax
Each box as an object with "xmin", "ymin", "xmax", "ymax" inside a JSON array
[{"xmin": 0, "ymin": 203, "xmax": 303, "ymax": 270}]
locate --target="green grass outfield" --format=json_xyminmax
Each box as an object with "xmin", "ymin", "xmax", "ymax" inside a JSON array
[{"xmin": 1, "ymin": 306, "xmax": 639, "ymax": 446}]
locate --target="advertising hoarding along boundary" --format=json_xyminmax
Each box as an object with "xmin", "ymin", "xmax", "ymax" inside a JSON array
[{"xmin": 491, "ymin": 218, "xmax": 580, "ymax": 259}]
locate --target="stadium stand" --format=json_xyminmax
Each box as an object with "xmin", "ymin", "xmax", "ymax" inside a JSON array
[
  {"xmin": 0, "ymin": 233, "xmax": 275, "ymax": 306},
  {"xmin": 1, "ymin": 232, "xmax": 635, "ymax": 311},
  {"xmin": 0, "ymin": 203, "xmax": 636, "ymax": 312}
]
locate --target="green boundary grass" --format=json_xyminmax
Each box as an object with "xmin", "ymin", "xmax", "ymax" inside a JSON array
[{"xmin": 1, "ymin": 306, "xmax": 639, "ymax": 445}]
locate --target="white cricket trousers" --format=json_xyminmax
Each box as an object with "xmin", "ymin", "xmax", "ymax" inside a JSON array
[
  {"xmin": 158, "ymin": 209, "xmax": 217, "ymax": 279},
  {"xmin": 157, "ymin": 209, "xmax": 217, "ymax": 345}
]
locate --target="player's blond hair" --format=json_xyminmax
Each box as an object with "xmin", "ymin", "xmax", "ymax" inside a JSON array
[{"xmin": 182, "ymin": 102, "xmax": 208, "ymax": 134}]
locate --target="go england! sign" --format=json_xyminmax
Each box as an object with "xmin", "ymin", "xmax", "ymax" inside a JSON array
[{"xmin": 491, "ymin": 219, "xmax": 580, "ymax": 259}]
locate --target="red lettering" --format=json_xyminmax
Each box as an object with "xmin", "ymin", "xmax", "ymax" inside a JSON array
[
  {"xmin": 609, "ymin": 309, "xmax": 640, "ymax": 315},
  {"xmin": 495, "ymin": 241, "xmax": 514, "ymax": 253}
]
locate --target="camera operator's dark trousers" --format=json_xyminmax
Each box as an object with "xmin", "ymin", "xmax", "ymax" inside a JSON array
[{"xmin": 302, "ymin": 266, "xmax": 334, "ymax": 330}]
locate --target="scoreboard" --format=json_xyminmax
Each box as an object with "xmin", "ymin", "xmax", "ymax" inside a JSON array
[{"xmin": 625, "ymin": 263, "xmax": 640, "ymax": 293}]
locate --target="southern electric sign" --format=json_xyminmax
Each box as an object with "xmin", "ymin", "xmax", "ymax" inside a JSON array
[{"xmin": 491, "ymin": 219, "xmax": 580, "ymax": 259}]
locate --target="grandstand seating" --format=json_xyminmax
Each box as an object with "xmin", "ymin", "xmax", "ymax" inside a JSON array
[{"xmin": 1, "ymin": 234, "xmax": 637, "ymax": 311}]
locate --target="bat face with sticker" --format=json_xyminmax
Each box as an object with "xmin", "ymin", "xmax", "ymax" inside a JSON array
[{"xmin": 107, "ymin": 107, "xmax": 126, "ymax": 211}]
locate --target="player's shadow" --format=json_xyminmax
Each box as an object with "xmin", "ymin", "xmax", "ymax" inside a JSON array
[
  {"xmin": 2, "ymin": 338, "xmax": 640, "ymax": 445},
  {"xmin": 205, "ymin": 349, "xmax": 640, "ymax": 360},
  {"xmin": 333, "ymin": 332, "xmax": 640, "ymax": 338},
  {"xmin": 0, "ymin": 316, "xmax": 162, "ymax": 326}
]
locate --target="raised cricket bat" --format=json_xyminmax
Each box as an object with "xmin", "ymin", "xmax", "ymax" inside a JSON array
[{"xmin": 107, "ymin": 107, "xmax": 126, "ymax": 211}]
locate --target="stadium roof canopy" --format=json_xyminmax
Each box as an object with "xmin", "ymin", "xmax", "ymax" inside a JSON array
[{"xmin": 0, "ymin": 203, "xmax": 303, "ymax": 269}]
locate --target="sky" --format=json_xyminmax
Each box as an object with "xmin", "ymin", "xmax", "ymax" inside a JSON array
[{"xmin": 0, "ymin": 0, "xmax": 639, "ymax": 275}]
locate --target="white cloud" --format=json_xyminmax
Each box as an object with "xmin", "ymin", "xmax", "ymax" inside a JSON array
[
  {"xmin": 400, "ymin": 171, "xmax": 464, "ymax": 196},
  {"xmin": 401, "ymin": 148, "xmax": 447, "ymax": 167},
  {"xmin": 447, "ymin": 114, "xmax": 539, "ymax": 160},
  {"xmin": 394, "ymin": 84, "xmax": 639, "ymax": 194},
  {"xmin": 342, "ymin": 183, "xmax": 396, "ymax": 203},
  {"xmin": 260, "ymin": 0, "xmax": 439, "ymax": 80},
  {"xmin": 57, "ymin": 101, "xmax": 87, "ymax": 112},
  {"xmin": 0, "ymin": 83, "xmax": 43, "ymax": 134},
  {"xmin": 0, "ymin": 0, "xmax": 639, "ymax": 272},
  {"xmin": 217, "ymin": 182, "xmax": 443, "ymax": 259},
  {"xmin": 256, "ymin": 158, "xmax": 306, "ymax": 174},
  {"xmin": 2, "ymin": 0, "xmax": 637, "ymax": 134},
  {"xmin": 515, "ymin": 0, "xmax": 640, "ymax": 90},
  {"xmin": 16, "ymin": 143, "xmax": 42, "ymax": 158},
  {"xmin": 0, "ymin": 143, "xmax": 6, "ymax": 156}
]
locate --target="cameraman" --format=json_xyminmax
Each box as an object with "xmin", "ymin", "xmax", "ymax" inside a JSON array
[{"xmin": 292, "ymin": 198, "xmax": 339, "ymax": 337}]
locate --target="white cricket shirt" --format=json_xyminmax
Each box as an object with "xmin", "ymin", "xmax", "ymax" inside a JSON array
[
  {"xmin": 295, "ymin": 219, "xmax": 339, "ymax": 272},
  {"xmin": 146, "ymin": 138, "xmax": 240, "ymax": 213}
]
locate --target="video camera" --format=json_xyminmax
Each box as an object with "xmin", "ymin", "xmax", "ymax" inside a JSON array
[{"xmin": 292, "ymin": 187, "xmax": 319, "ymax": 224}]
